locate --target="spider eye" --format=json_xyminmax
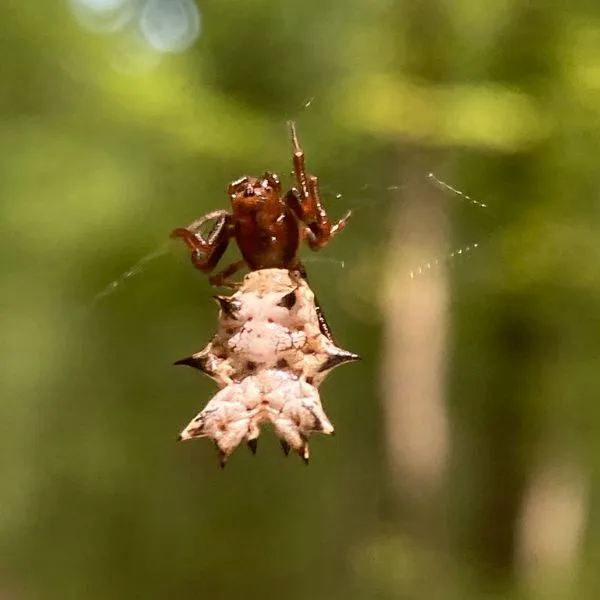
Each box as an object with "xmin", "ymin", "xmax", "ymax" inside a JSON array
[{"xmin": 243, "ymin": 187, "xmax": 254, "ymax": 197}]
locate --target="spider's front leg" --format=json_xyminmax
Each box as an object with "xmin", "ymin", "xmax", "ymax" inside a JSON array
[
  {"xmin": 171, "ymin": 210, "xmax": 234, "ymax": 274},
  {"xmin": 287, "ymin": 121, "xmax": 352, "ymax": 251}
]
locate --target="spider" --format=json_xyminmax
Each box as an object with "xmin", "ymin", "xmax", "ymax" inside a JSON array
[{"xmin": 170, "ymin": 121, "xmax": 351, "ymax": 289}]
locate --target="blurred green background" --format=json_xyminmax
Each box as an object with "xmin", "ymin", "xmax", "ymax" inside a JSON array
[{"xmin": 2, "ymin": 0, "xmax": 600, "ymax": 599}]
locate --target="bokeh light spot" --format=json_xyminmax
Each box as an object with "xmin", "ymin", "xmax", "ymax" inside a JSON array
[
  {"xmin": 139, "ymin": 0, "xmax": 201, "ymax": 54},
  {"xmin": 69, "ymin": 0, "xmax": 135, "ymax": 34}
]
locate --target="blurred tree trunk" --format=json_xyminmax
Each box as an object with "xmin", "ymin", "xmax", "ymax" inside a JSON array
[
  {"xmin": 379, "ymin": 2, "xmax": 455, "ymax": 598},
  {"xmin": 380, "ymin": 146, "xmax": 451, "ymax": 599}
]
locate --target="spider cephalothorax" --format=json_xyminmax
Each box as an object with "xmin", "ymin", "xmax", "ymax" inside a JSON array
[{"xmin": 170, "ymin": 121, "xmax": 351, "ymax": 288}]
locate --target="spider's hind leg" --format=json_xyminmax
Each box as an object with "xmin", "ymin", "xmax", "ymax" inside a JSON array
[{"xmin": 295, "ymin": 262, "xmax": 336, "ymax": 343}]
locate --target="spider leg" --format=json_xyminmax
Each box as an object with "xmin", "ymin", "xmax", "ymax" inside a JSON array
[
  {"xmin": 184, "ymin": 209, "xmax": 231, "ymax": 234},
  {"xmin": 288, "ymin": 121, "xmax": 311, "ymax": 202},
  {"xmin": 208, "ymin": 259, "xmax": 247, "ymax": 288},
  {"xmin": 305, "ymin": 177, "xmax": 352, "ymax": 250},
  {"xmin": 171, "ymin": 211, "xmax": 234, "ymax": 273},
  {"xmin": 285, "ymin": 186, "xmax": 351, "ymax": 252},
  {"xmin": 287, "ymin": 121, "xmax": 352, "ymax": 250},
  {"xmin": 296, "ymin": 262, "xmax": 336, "ymax": 343}
]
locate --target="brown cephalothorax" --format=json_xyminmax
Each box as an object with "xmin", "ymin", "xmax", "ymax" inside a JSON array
[
  {"xmin": 170, "ymin": 122, "xmax": 351, "ymax": 288},
  {"xmin": 175, "ymin": 268, "xmax": 359, "ymax": 467}
]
